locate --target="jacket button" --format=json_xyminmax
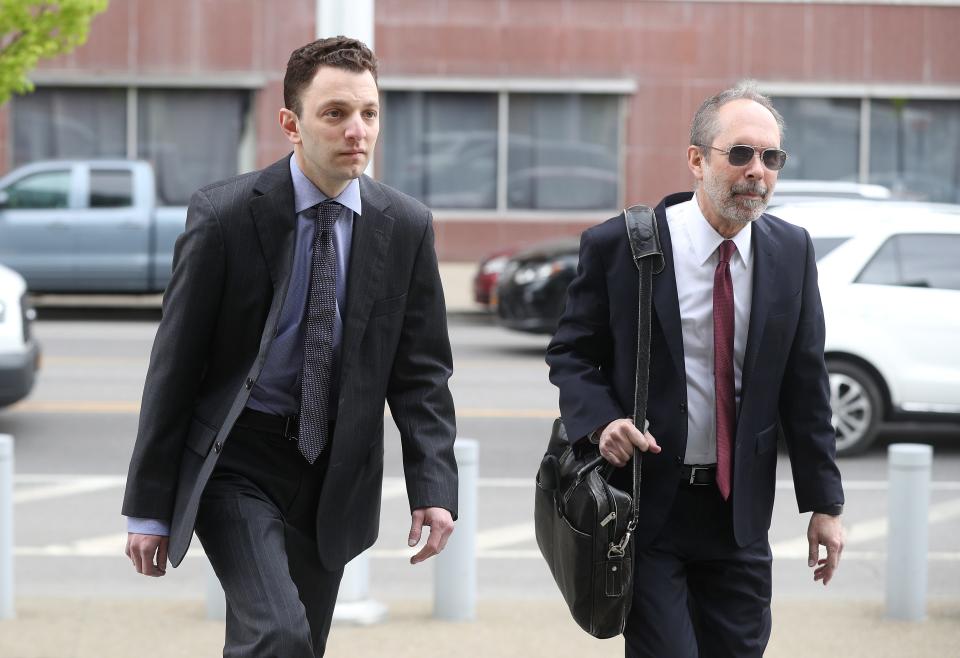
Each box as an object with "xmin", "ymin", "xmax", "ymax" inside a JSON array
[
  {"xmin": 679, "ymin": 401, "xmax": 687, "ymax": 414},
  {"xmin": 214, "ymin": 441, "xmax": 222, "ymax": 453},
  {"xmin": 245, "ymin": 377, "xmax": 254, "ymax": 389}
]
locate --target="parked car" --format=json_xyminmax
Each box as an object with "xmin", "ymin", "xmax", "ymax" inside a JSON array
[
  {"xmin": 496, "ymin": 199, "xmax": 960, "ymax": 455},
  {"xmin": 0, "ymin": 263, "xmax": 40, "ymax": 408},
  {"xmin": 495, "ymin": 237, "xmax": 578, "ymax": 332},
  {"xmin": 473, "ymin": 248, "xmax": 516, "ymax": 308},
  {"xmin": 0, "ymin": 160, "xmax": 187, "ymax": 293}
]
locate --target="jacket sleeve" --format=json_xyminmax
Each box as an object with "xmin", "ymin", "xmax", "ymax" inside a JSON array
[
  {"xmin": 546, "ymin": 229, "xmax": 626, "ymax": 443},
  {"xmin": 778, "ymin": 229, "xmax": 845, "ymax": 513},
  {"xmin": 121, "ymin": 189, "xmax": 226, "ymax": 521},
  {"xmin": 386, "ymin": 217, "xmax": 458, "ymax": 518}
]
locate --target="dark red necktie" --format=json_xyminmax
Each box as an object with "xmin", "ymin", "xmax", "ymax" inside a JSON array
[{"xmin": 714, "ymin": 240, "xmax": 736, "ymax": 500}]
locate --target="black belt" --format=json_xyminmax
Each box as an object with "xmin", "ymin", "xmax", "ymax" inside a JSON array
[
  {"xmin": 235, "ymin": 408, "xmax": 299, "ymax": 442},
  {"xmin": 680, "ymin": 464, "xmax": 716, "ymax": 486}
]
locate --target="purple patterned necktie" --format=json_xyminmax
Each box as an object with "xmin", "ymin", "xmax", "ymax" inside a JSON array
[
  {"xmin": 714, "ymin": 239, "xmax": 736, "ymax": 500},
  {"xmin": 298, "ymin": 201, "xmax": 339, "ymax": 463}
]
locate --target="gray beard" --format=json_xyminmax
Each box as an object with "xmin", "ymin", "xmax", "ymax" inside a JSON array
[{"xmin": 704, "ymin": 176, "xmax": 769, "ymax": 225}]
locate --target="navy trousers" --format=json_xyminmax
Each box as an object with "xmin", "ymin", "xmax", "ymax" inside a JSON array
[
  {"xmin": 624, "ymin": 483, "xmax": 773, "ymax": 658},
  {"xmin": 195, "ymin": 425, "xmax": 343, "ymax": 658}
]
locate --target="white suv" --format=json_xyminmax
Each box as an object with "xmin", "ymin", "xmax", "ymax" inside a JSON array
[
  {"xmin": 774, "ymin": 200, "xmax": 960, "ymax": 455},
  {"xmin": 0, "ymin": 263, "xmax": 39, "ymax": 408}
]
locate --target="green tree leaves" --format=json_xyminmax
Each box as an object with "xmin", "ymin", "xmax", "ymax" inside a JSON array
[{"xmin": 0, "ymin": 0, "xmax": 108, "ymax": 105}]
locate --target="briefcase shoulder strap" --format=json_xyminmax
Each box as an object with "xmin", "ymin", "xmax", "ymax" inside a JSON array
[{"xmin": 622, "ymin": 204, "xmax": 663, "ymax": 532}]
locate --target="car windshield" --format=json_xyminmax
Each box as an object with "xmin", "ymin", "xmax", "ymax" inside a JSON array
[{"xmin": 811, "ymin": 237, "xmax": 850, "ymax": 261}]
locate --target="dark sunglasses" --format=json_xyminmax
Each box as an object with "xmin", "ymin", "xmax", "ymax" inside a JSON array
[{"xmin": 701, "ymin": 144, "xmax": 788, "ymax": 171}]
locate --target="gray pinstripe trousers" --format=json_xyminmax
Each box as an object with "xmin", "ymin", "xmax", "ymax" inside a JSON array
[{"xmin": 195, "ymin": 425, "xmax": 343, "ymax": 658}]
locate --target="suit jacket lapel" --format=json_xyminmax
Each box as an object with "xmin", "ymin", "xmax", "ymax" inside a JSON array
[
  {"xmin": 652, "ymin": 197, "xmax": 686, "ymax": 379},
  {"xmin": 249, "ymin": 156, "xmax": 298, "ymax": 288},
  {"xmin": 340, "ymin": 176, "xmax": 394, "ymax": 372},
  {"xmin": 740, "ymin": 214, "xmax": 778, "ymax": 408}
]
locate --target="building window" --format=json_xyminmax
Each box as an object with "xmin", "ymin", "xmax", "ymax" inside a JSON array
[
  {"xmin": 382, "ymin": 90, "xmax": 623, "ymax": 212},
  {"xmin": 770, "ymin": 95, "xmax": 960, "ymax": 204},
  {"xmin": 12, "ymin": 87, "xmax": 251, "ymax": 206},
  {"xmin": 383, "ymin": 92, "xmax": 498, "ymax": 210},
  {"xmin": 507, "ymin": 93, "xmax": 619, "ymax": 211},
  {"xmin": 12, "ymin": 88, "xmax": 127, "ymax": 164},
  {"xmin": 775, "ymin": 97, "xmax": 860, "ymax": 183},
  {"xmin": 868, "ymin": 100, "xmax": 960, "ymax": 204}
]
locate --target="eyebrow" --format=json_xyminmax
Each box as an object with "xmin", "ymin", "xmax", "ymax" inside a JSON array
[{"xmin": 323, "ymin": 97, "xmax": 380, "ymax": 108}]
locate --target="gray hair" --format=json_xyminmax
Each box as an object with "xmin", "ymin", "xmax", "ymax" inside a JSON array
[{"xmin": 689, "ymin": 80, "xmax": 785, "ymax": 150}]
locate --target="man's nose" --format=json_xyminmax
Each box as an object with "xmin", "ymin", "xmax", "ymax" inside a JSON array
[
  {"xmin": 345, "ymin": 114, "xmax": 366, "ymax": 140},
  {"xmin": 743, "ymin": 151, "xmax": 765, "ymax": 179}
]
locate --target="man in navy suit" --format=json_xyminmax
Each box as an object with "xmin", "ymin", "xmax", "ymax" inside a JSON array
[{"xmin": 546, "ymin": 83, "xmax": 845, "ymax": 657}]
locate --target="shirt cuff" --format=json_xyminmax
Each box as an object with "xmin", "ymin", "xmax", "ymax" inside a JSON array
[{"xmin": 127, "ymin": 517, "xmax": 171, "ymax": 536}]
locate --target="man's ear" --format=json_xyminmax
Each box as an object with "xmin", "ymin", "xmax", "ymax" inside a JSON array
[
  {"xmin": 279, "ymin": 108, "xmax": 301, "ymax": 145},
  {"xmin": 687, "ymin": 144, "xmax": 705, "ymax": 182}
]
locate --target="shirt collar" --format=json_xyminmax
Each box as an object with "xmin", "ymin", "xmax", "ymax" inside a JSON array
[
  {"xmin": 687, "ymin": 192, "xmax": 752, "ymax": 268},
  {"xmin": 289, "ymin": 154, "xmax": 363, "ymax": 217}
]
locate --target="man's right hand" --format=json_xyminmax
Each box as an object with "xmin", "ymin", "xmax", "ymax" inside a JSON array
[
  {"xmin": 598, "ymin": 418, "xmax": 661, "ymax": 467},
  {"xmin": 126, "ymin": 533, "xmax": 169, "ymax": 577}
]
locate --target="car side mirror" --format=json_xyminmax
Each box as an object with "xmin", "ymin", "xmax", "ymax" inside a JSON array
[{"xmin": 0, "ymin": 190, "xmax": 8, "ymax": 209}]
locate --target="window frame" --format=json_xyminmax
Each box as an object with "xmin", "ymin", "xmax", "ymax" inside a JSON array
[{"xmin": 379, "ymin": 77, "xmax": 635, "ymax": 219}]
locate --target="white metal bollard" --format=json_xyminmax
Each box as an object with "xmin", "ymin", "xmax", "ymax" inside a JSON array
[
  {"xmin": 332, "ymin": 551, "xmax": 387, "ymax": 624},
  {"xmin": 206, "ymin": 558, "xmax": 226, "ymax": 620},
  {"xmin": 0, "ymin": 435, "xmax": 13, "ymax": 619},
  {"xmin": 886, "ymin": 443, "xmax": 932, "ymax": 621},
  {"xmin": 433, "ymin": 438, "xmax": 478, "ymax": 621}
]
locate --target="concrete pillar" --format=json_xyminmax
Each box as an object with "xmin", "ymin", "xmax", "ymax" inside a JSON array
[
  {"xmin": 0, "ymin": 434, "xmax": 14, "ymax": 619},
  {"xmin": 433, "ymin": 438, "xmax": 478, "ymax": 621},
  {"xmin": 886, "ymin": 443, "xmax": 932, "ymax": 621}
]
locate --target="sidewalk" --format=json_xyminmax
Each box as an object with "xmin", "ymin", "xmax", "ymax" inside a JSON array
[{"xmin": 1, "ymin": 597, "xmax": 957, "ymax": 657}]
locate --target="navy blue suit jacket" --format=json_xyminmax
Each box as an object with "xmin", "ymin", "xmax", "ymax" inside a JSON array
[{"xmin": 546, "ymin": 192, "xmax": 844, "ymax": 548}]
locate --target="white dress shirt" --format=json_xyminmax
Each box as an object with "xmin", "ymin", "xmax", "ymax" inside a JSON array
[{"xmin": 665, "ymin": 195, "xmax": 754, "ymax": 465}]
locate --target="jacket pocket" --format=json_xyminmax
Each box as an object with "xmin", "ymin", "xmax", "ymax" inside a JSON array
[
  {"xmin": 184, "ymin": 417, "xmax": 219, "ymax": 457},
  {"xmin": 371, "ymin": 293, "xmax": 407, "ymax": 317}
]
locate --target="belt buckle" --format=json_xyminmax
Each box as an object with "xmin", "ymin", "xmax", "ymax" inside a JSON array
[
  {"xmin": 283, "ymin": 415, "xmax": 299, "ymax": 442},
  {"xmin": 689, "ymin": 466, "xmax": 708, "ymax": 485}
]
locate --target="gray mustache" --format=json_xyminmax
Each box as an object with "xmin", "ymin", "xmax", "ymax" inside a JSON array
[{"xmin": 731, "ymin": 183, "xmax": 768, "ymax": 197}]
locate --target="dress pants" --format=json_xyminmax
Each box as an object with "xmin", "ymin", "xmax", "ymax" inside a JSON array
[
  {"xmin": 624, "ymin": 483, "xmax": 772, "ymax": 658},
  {"xmin": 195, "ymin": 424, "xmax": 343, "ymax": 658}
]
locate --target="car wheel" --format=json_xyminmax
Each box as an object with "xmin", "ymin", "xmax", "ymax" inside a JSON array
[{"xmin": 826, "ymin": 360, "xmax": 884, "ymax": 456}]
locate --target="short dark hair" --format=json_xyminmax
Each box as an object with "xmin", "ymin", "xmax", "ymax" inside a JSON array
[
  {"xmin": 283, "ymin": 36, "xmax": 379, "ymax": 116},
  {"xmin": 690, "ymin": 80, "xmax": 784, "ymax": 151}
]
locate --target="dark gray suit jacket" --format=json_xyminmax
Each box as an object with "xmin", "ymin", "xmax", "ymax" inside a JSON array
[{"xmin": 122, "ymin": 155, "xmax": 458, "ymax": 569}]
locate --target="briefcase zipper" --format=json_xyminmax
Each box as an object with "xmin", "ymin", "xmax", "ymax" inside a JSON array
[{"xmin": 600, "ymin": 511, "xmax": 616, "ymax": 527}]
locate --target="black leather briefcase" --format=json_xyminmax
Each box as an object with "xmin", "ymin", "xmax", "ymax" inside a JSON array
[{"xmin": 534, "ymin": 205, "xmax": 663, "ymax": 639}]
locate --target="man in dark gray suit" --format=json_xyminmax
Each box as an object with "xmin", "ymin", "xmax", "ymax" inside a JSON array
[{"xmin": 122, "ymin": 36, "xmax": 457, "ymax": 657}]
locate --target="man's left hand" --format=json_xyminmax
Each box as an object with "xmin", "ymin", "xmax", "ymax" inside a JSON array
[
  {"xmin": 807, "ymin": 512, "xmax": 845, "ymax": 585},
  {"xmin": 408, "ymin": 507, "xmax": 454, "ymax": 565}
]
